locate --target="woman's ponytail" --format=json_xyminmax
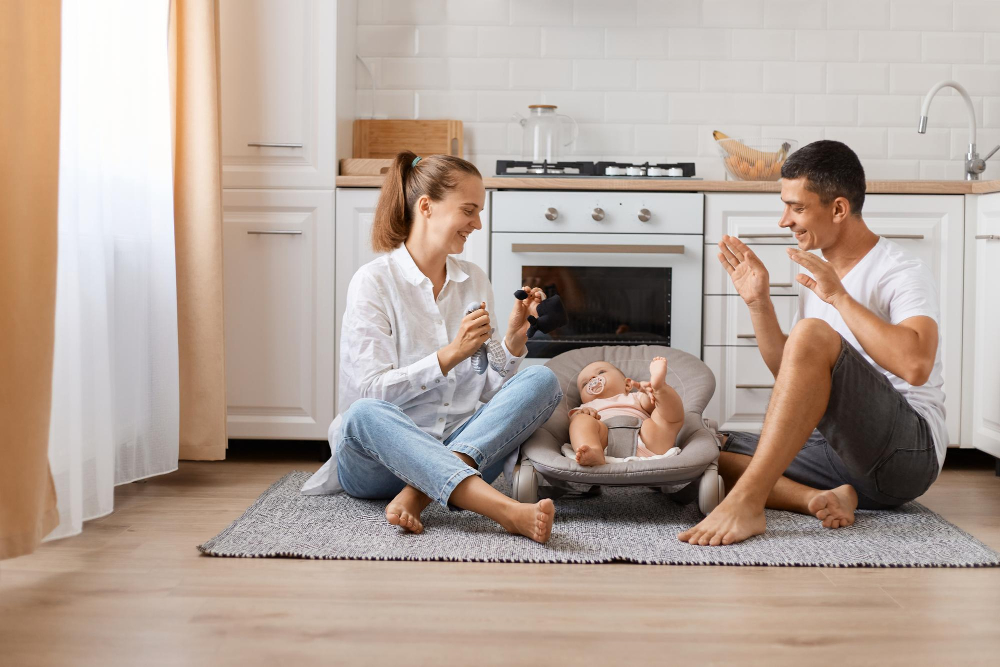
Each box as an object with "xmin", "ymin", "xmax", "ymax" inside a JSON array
[{"xmin": 370, "ymin": 151, "xmax": 482, "ymax": 253}]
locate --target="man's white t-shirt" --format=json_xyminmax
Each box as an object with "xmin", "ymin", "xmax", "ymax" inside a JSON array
[{"xmin": 792, "ymin": 237, "xmax": 947, "ymax": 470}]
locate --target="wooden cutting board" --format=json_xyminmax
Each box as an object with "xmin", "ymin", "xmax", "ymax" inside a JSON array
[{"xmin": 352, "ymin": 119, "xmax": 463, "ymax": 159}]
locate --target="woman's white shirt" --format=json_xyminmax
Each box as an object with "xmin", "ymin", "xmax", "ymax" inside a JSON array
[{"xmin": 301, "ymin": 244, "xmax": 527, "ymax": 495}]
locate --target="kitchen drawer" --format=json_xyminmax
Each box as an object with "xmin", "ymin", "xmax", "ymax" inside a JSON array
[
  {"xmin": 704, "ymin": 243, "xmax": 818, "ymax": 296},
  {"xmin": 703, "ymin": 346, "xmax": 775, "ymax": 434},
  {"xmin": 704, "ymin": 295, "xmax": 798, "ymax": 346},
  {"xmin": 705, "ymin": 194, "xmax": 790, "ymax": 245},
  {"xmin": 492, "ymin": 191, "xmax": 703, "ymax": 234}
]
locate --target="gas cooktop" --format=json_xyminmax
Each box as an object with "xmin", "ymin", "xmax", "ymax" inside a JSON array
[{"xmin": 495, "ymin": 160, "xmax": 699, "ymax": 179}]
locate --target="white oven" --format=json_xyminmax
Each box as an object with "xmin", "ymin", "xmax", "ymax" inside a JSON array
[{"xmin": 491, "ymin": 191, "xmax": 704, "ymax": 361}]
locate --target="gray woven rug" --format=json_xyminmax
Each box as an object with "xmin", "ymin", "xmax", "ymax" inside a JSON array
[{"xmin": 198, "ymin": 471, "xmax": 1000, "ymax": 567}]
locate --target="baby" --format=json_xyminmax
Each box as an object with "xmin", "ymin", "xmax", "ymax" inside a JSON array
[{"xmin": 568, "ymin": 356, "xmax": 685, "ymax": 466}]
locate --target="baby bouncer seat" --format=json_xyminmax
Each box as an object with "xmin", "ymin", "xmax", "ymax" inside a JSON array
[{"xmin": 510, "ymin": 345, "xmax": 726, "ymax": 516}]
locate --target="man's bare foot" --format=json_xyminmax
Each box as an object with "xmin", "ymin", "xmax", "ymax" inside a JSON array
[
  {"xmin": 649, "ymin": 356, "xmax": 668, "ymax": 390},
  {"xmin": 385, "ymin": 485, "xmax": 432, "ymax": 534},
  {"xmin": 575, "ymin": 443, "xmax": 606, "ymax": 466},
  {"xmin": 807, "ymin": 484, "xmax": 858, "ymax": 529},
  {"xmin": 677, "ymin": 496, "xmax": 766, "ymax": 546},
  {"xmin": 505, "ymin": 498, "xmax": 555, "ymax": 543}
]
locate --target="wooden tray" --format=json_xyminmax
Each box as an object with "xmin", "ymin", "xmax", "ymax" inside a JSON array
[
  {"xmin": 352, "ymin": 119, "xmax": 463, "ymax": 159},
  {"xmin": 339, "ymin": 158, "xmax": 394, "ymax": 176}
]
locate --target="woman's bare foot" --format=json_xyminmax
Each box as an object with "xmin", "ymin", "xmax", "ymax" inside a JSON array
[
  {"xmin": 505, "ymin": 498, "xmax": 555, "ymax": 543},
  {"xmin": 385, "ymin": 485, "xmax": 432, "ymax": 534},
  {"xmin": 677, "ymin": 496, "xmax": 766, "ymax": 546},
  {"xmin": 807, "ymin": 484, "xmax": 858, "ymax": 529},
  {"xmin": 649, "ymin": 356, "xmax": 668, "ymax": 390},
  {"xmin": 575, "ymin": 443, "xmax": 606, "ymax": 466}
]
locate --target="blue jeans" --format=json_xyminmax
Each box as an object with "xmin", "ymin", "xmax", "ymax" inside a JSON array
[{"xmin": 337, "ymin": 365, "xmax": 563, "ymax": 509}]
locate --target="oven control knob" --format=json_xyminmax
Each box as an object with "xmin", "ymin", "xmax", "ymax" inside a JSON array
[
  {"xmin": 544, "ymin": 207, "xmax": 558, "ymax": 221},
  {"xmin": 591, "ymin": 207, "xmax": 605, "ymax": 221},
  {"xmin": 638, "ymin": 208, "xmax": 651, "ymax": 222}
]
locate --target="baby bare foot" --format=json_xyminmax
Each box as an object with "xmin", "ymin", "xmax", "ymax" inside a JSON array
[
  {"xmin": 575, "ymin": 443, "xmax": 606, "ymax": 467},
  {"xmin": 385, "ymin": 485, "xmax": 431, "ymax": 534},
  {"xmin": 649, "ymin": 356, "xmax": 668, "ymax": 391},
  {"xmin": 677, "ymin": 497, "xmax": 766, "ymax": 546},
  {"xmin": 506, "ymin": 498, "xmax": 555, "ymax": 543},
  {"xmin": 808, "ymin": 484, "xmax": 858, "ymax": 529}
]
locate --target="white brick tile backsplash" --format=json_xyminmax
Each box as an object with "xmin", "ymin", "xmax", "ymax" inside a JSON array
[
  {"xmin": 606, "ymin": 29, "xmax": 669, "ymax": 59},
  {"xmin": 637, "ymin": 0, "xmax": 702, "ymax": 27},
  {"xmin": 823, "ymin": 127, "xmax": 888, "ymax": 158},
  {"xmin": 573, "ymin": 60, "xmax": 637, "ymax": 90},
  {"xmin": 510, "ymin": 59, "xmax": 573, "ymax": 89},
  {"xmin": 889, "ymin": 0, "xmax": 953, "ymax": 30},
  {"xmin": 953, "ymin": 1, "xmax": 1000, "ymax": 32},
  {"xmin": 922, "ymin": 32, "xmax": 984, "ymax": 63},
  {"xmin": 700, "ymin": 61, "xmax": 764, "ymax": 92},
  {"xmin": 859, "ymin": 31, "xmax": 921, "ymax": 63},
  {"xmin": 889, "ymin": 63, "xmax": 954, "ymax": 95},
  {"xmin": 416, "ymin": 26, "xmax": 477, "ymax": 57},
  {"xmin": 669, "ymin": 29, "xmax": 733, "ymax": 60},
  {"xmin": 511, "ymin": 0, "xmax": 573, "ymax": 25},
  {"xmin": 541, "ymin": 91, "xmax": 606, "ymax": 123},
  {"xmin": 359, "ymin": 2, "xmax": 1000, "ymax": 179},
  {"xmin": 702, "ymin": 0, "xmax": 764, "ymax": 28},
  {"xmin": 763, "ymin": 0, "xmax": 826, "ymax": 29},
  {"xmin": 542, "ymin": 28, "xmax": 604, "ymax": 58},
  {"xmin": 604, "ymin": 92, "xmax": 670, "ymax": 122},
  {"xmin": 415, "ymin": 91, "xmax": 477, "ymax": 120},
  {"xmin": 795, "ymin": 94, "xmax": 858, "ymax": 125},
  {"xmin": 573, "ymin": 0, "xmax": 637, "ymax": 27},
  {"xmin": 635, "ymin": 124, "xmax": 701, "ymax": 155},
  {"xmin": 478, "ymin": 27, "xmax": 541, "ymax": 57},
  {"xmin": 763, "ymin": 62, "xmax": 825, "ymax": 94},
  {"xmin": 477, "ymin": 92, "xmax": 541, "ymax": 121},
  {"xmin": 358, "ymin": 26, "xmax": 416, "ymax": 57},
  {"xmin": 826, "ymin": 63, "xmax": 889, "ymax": 94},
  {"xmin": 889, "ymin": 127, "xmax": 950, "ymax": 158},
  {"xmin": 443, "ymin": 0, "xmax": 510, "ymax": 25},
  {"xmin": 829, "ymin": 1, "xmax": 889, "ymax": 30},
  {"xmin": 731, "ymin": 30, "xmax": 795, "ymax": 61},
  {"xmin": 795, "ymin": 30, "xmax": 858, "ymax": 62},
  {"xmin": 637, "ymin": 61, "xmax": 701, "ymax": 91},
  {"xmin": 950, "ymin": 127, "xmax": 1000, "ymax": 158}
]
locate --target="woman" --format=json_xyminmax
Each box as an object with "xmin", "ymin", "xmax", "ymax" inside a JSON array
[{"xmin": 302, "ymin": 151, "xmax": 563, "ymax": 543}]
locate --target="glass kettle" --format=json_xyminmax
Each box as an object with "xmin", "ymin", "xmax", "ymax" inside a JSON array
[{"xmin": 512, "ymin": 104, "xmax": 579, "ymax": 163}]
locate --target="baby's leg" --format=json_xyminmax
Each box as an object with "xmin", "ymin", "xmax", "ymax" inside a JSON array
[
  {"xmin": 568, "ymin": 413, "xmax": 608, "ymax": 466},
  {"xmin": 639, "ymin": 357, "xmax": 685, "ymax": 455}
]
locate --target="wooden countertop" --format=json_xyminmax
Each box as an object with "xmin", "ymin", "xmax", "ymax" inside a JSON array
[{"xmin": 336, "ymin": 175, "xmax": 1000, "ymax": 194}]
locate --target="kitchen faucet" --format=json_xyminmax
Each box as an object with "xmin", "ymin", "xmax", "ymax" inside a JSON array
[{"xmin": 918, "ymin": 79, "xmax": 999, "ymax": 180}]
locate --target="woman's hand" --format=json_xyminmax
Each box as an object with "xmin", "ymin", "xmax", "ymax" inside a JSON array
[
  {"xmin": 437, "ymin": 303, "xmax": 491, "ymax": 375},
  {"xmin": 505, "ymin": 286, "xmax": 545, "ymax": 356}
]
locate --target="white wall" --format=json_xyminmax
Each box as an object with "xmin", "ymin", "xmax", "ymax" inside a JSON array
[{"xmin": 354, "ymin": 0, "xmax": 1000, "ymax": 180}]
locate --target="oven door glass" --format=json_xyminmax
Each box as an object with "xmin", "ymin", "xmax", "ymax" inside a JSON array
[{"xmin": 522, "ymin": 265, "xmax": 671, "ymax": 358}]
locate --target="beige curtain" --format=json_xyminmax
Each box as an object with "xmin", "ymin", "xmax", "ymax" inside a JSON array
[
  {"xmin": 0, "ymin": 0, "xmax": 62, "ymax": 560},
  {"xmin": 169, "ymin": 0, "xmax": 228, "ymax": 460}
]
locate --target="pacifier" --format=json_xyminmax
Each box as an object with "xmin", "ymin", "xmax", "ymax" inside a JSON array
[{"xmin": 584, "ymin": 375, "xmax": 606, "ymax": 395}]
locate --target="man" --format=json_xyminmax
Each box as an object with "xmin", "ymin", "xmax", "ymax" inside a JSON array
[{"xmin": 679, "ymin": 140, "xmax": 945, "ymax": 546}]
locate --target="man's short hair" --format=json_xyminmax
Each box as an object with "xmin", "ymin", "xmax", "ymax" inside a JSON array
[{"xmin": 780, "ymin": 140, "xmax": 866, "ymax": 216}]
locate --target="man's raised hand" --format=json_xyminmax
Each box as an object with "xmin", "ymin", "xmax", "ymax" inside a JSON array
[{"xmin": 718, "ymin": 235, "xmax": 770, "ymax": 307}]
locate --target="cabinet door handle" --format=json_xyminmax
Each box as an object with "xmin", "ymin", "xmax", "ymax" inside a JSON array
[
  {"xmin": 975, "ymin": 234, "xmax": 1000, "ymax": 240},
  {"xmin": 247, "ymin": 230, "xmax": 303, "ymax": 235},
  {"xmin": 511, "ymin": 243, "xmax": 684, "ymax": 254},
  {"xmin": 736, "ymin": 384, "xmax": 774, "ymax": 389},
  {"xmin": 881, "ymin": 234, "xmax": 925, "ymax": 240},
  {"xmin": 736, "ymin": 333, "xmax": 756, "ymax": 339},
  {"xmin": 769, "ymin": 282, "xmax": 793, "ymax": 288},
  {"xmin": 247, "ymin": 142, "xmax": 303, "ymax": 148},
  {"xmin": 737, "ymin": 234, "xmax": 793, "ymax": 239}
]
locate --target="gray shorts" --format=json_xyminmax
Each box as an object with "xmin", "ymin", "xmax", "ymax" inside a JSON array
[{"xmin": 723, "ymin": 335, "xmax": 939, "ymax": 510}]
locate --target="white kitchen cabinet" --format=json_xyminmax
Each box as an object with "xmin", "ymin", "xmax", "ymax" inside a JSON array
[
  {"xmin": 334, "ymin": 188, "xmax": 491, "ymax": 409},
  {"xmin": 702, "ymin": 193, "xmax": 964, "ymax": 444},
  {"xmin": 703, "ymin": 346, "xmax": 775, "ymax": 434},
  {"xmin": 222, "ymin": 189, "xmax": 335, "ymax": 439},
  {"xmin": 703, "ymin": 295, "xmax": 798, "ymax": 346},
  {"xmin": 219, "ymin": 0, "xmax": 336, "ymax": 189},
  {"xmin": 962, "ymin": 193, "xmax": 1000, "ymax": 461}
]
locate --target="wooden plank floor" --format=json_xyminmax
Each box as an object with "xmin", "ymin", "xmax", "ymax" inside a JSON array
[{"xmin": 2, "ymin": 443, "xmax": 999, "ymax": 667}]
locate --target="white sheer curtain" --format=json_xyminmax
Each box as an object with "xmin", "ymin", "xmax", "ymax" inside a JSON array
[{"xmin": 47, "ymin": 0, "xmax": 179, "ymax": 540}]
